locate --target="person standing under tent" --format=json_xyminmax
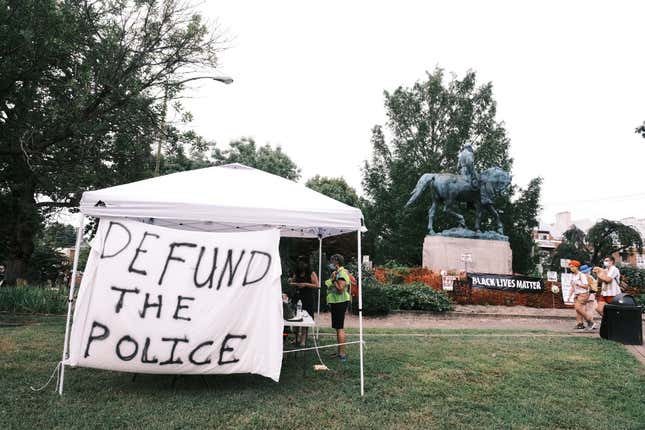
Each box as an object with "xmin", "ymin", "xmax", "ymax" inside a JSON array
[
  {"xmin": 325, "ymin": 254, "xmax": 351, "ymax": 361},
  {"xmin": 289, "ymin": 256, "xmax": 319, "ymax": 347},
  {"xmin": 593, "ymin": 255, "xmax": 622, "ymax": 316}
]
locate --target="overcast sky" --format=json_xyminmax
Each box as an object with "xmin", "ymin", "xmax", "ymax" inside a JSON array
[{"xmin": 182, "ymin": 0, "xmax": 645, "ymax": 225}]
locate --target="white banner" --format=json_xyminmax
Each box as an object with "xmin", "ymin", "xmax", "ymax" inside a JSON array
[
  {"xmin": 442, "ymin": 275, "xmax": 457, "ymax": 291},
  {"xmin": 560, "ymin": 273, "xmax": 574, "ymax": 305},
  {"xmin": 68, "ymin": 219, "xmax": 283, "ymax": 381}
]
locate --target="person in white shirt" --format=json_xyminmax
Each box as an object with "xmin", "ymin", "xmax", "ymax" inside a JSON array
[
  {"xmin": 566, "ymin": 260, "xmax": 597, "ymax": 331},
  {"xmin": 593, "ymin": 255, "xmax": 621, "ymax": 316}
]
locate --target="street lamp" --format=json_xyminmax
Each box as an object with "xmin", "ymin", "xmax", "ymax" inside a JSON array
[{"xmin": 154, "ymin": 75, "xmax": 233, "ymax": 176}]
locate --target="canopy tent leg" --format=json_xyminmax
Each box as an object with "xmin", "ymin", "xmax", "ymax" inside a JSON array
[
  {"xmin": 316, "ymin": 235, "xmax": 322, "ymax": 340},
  {"xmin": 357, "ymin": 228, "xmax": 364, "ymax": 396},
  {"xmin": 58, "ymin": 213, "xmax": 85, "ymax": 395}
]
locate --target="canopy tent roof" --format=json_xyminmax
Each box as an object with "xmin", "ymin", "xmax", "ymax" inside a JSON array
[{"xmin": 79, "ymin": 163, "xmax": 364, "ymax": 238}]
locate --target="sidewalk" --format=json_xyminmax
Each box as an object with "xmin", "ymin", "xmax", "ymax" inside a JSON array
[{"xmin": 313, "ymin": 305, "xmax": 645, "ymax": 365}]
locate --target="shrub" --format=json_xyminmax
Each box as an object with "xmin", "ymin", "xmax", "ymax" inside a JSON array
[
  {"xmin": 26, "ymin": 245, "xmax": 71, "ymax": 285},
  {"xmin": 384, "ymin": 282, "xmax": 453, "ymax": 312},
  {"xmin": 619, "ymin": 266, "xmax": 645, "ymax": 293},
  {"xmin": 0, "ymin": 286, "xmax": 68, "ymax": 314},
  {"xmin": 358, "ymin": 279, "xmax": 391, "ymax": 316}
]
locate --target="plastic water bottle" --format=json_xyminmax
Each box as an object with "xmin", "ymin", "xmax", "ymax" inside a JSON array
[{"xmin": 296, "ymin": 299, "xmax": 302, "ymax": 316}]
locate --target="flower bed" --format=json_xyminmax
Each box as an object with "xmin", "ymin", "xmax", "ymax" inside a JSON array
[{"xmin": 374, "ymin": 266, "xmax": 568, "ymax": 308}]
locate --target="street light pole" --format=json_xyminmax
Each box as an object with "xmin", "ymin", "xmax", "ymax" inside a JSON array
[{"xmin": 154, "ymin": 75, "xmax": 233, "ymax": 177}]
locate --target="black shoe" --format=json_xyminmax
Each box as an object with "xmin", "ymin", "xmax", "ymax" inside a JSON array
[{"xmin": 574, "ymin": 323, "xmax": 585, "ymax": 330}]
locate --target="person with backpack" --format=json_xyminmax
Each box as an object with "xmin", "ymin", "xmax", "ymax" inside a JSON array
[
  {"xmin": 566, "ymin": 260, "xmax": 596, "ymax": 331},
  {"xmin": 593, "ymin": 255, "xmax": 622, "ymax": 316},
  {"xmin": 324, "ymin": 254, "xmax": 351, "ymax": 361}
]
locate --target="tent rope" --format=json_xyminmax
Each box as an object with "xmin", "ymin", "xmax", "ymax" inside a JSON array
[
  {"xmin": 30, "ymin": 361, "xmax": 62, "ymax": 392},
  {"xmin": 282, "ymin": 340, "xmax": 364, "ymax": 354}
]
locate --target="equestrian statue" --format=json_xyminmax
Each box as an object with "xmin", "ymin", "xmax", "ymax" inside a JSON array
[{"xmin": 405, "ymin": 144, "xmax": 512, "ymax": 239}]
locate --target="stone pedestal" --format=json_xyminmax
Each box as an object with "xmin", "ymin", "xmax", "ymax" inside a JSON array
[{"xmin": 423, "ymin": 235, "xmax": 512, "ymax": 274}]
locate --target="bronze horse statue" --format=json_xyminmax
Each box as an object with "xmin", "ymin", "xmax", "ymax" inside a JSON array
[{"xmin": 405, "ymin": 167, "xmax": 512, "ymax": 235}]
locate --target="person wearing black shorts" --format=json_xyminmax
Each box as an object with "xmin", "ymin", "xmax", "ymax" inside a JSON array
[
  {"xmin": 289, "ymin": 256, "xmax": 319, "ymax": 347},
  {"xmin": 330, "ymin": 301, "xmax": 348, "ymax": 330},
  {"xmin": 324, "ymin": 254, "xmax": 351, "ymax": 361}
]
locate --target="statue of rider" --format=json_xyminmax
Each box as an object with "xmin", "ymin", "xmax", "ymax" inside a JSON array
[{"xmin": 457, "ymin": 143, "xmax": 479, "ymax": 190}]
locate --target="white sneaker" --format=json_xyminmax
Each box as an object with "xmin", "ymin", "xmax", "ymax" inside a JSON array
[{"xmin": 585, "ymin": 322, "xmax": 598, "ymax": 331}]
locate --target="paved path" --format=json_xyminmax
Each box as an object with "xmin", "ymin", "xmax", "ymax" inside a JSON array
[{"xmin": 312, "ymin": 306, "xmax": 645, "ymax": 365}]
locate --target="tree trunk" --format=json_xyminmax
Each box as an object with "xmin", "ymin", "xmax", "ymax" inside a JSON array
[{"xmin": 3, "ymin": 181, "xmax": 39, "ymax": 285}]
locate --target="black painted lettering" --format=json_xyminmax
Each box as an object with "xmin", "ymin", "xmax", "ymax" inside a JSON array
[
  {"xmin": 173, "ymin": 296, "xmax": 195, "ymax": 321},
  {"xmin": 188, "ymin": 341, "xmax": 214, "ymax": 365},
  {"xmin": 83, "ymin": 321, "xmax": 110, "ymax": 358},
  {"xmin": 139, "ymin": 293, "xmax": 162, "ymax": 319},
  {"xmin": 128, "ymin": 231, "xmax": 160, "ymax": 275},
  {"xmin": 159, "ymin": 336, "xmax": 189, "ymax": 365},
  {"xmin": 158, "ymin": 242, "xmax": 198, "ymax": 285},
  {"xmin": 243, "ymin": 251, "xmax": 272, "ymax": 286},
  {"xmin": 110, "ymin": 286, "xmax": 140, "ymax": 313},
  {"xmin": 218, "ymin": 334, "xmax": 247, "ymax": 365},
  {"xmin": 100, "ymin": 221, "xmax": 132, "ymax": 259},
  {"xmin": 141, "ymin": 337, "xmax": 158, "ymax": 364},
  {"xmin": 216, "ymin": 249, "xmax": 246, "ymax": 290},
  {"xmin": 115, "ymin": 335, "xmax": 139, "ymax": 361},
  {"xmin": 194, "ymin": 247, "xmax": 218, "ymax": 288}
]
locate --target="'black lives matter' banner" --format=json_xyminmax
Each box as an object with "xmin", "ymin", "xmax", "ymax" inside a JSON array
[
  {"xmin": 469, "ymin": 273, "xmax": 544, "ymax": 293},
  {"xmin": 68, "ymin": 219, "xmax": 283, "ymax": 381}
]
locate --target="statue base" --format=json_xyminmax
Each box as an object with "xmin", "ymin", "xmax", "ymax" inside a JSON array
[
  {"xmin": 423, "ymin": 235, "xmax": 512, "ymax": 274},
  {"xmin": 433, "ymin": 227, "xmax": 508, "ymax": 241}
]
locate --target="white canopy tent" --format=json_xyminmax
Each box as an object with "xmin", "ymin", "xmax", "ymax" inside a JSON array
[{"xmin": 59, "ymin": 163, "xmax": 366, "ymax": 394}]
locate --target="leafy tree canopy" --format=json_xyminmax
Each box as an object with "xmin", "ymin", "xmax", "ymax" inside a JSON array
[
  {"xmin": 550, "ymin": 220, "xmax": 643, "ymax": 269},
  {"xmin": 0, "ymin": 0, "xmax": 224, "ymax": 282},
  {"xmin": 213, "ymin": 137, "xmax": 301, "ymax": 180},
  {"xmin": 635, "ymin": 121, "xmax": 645, "ymax": 138},
  {"xmin": 35, "ymin": 222, "xmax": 77, "ymax": 249},
  {"xmin": 305, "ymin": 175, "xmax": 360, "ymax": 207},
  {"xmin": 361, "ymin": 68, "xmax": 541, "ymax": 273},
  {"xmin": 587, "ymin": 219, "xmax": 643, "ymax": 264}
]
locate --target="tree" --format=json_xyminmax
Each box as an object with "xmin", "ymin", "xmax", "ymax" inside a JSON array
[
  {"xmin": 550, "ymin": 220, "xmax": 643, "ymax": 269},
  {"xmin": 500, "ymin": 178, "xmax": 543, "ymax": 275},
  {"xmin": 0, "ymin": 0, "xmax": 224, "ymax": 283},
  {"xmin": 635, "ymin": 121, "xmax": 645, "ymax": 138},
  {"xmin": 586, "ymin": 219, "xmax": 643, "ymax": 264},
  {"xmin": 158, "ymin": 128, "xmax": 214, "ymax": 175},
  {"xmin": 212, "ymin": 137, "xmax": 301, "ymax": 180},
  {"xmin": 362, "ymin": 68, "xmax": 541, "ymax": 272},
  {"xmin": 36, "ymin": 222, "xmax": 77, "ymax": 249},
  {"xmin": 305, "ymin": 175, "xmax": 360, "ymax": 207},
  {"xmin": 549, "ymin": 226, "xmax": 592, "ymax": 270}
]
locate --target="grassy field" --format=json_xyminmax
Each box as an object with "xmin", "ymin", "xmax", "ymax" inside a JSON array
[{"xmin": 1, "ymin": 317, "xmax": 644, "ymax": 429}]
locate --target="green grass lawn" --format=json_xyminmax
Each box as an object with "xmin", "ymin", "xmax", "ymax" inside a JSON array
[{"xmin": 1, "ymin": 317, "xmax": 644, "ymax": 429}]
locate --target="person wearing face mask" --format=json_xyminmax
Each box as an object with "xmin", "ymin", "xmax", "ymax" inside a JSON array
[
  {"xmin": 289, "ymin": 256, "xmax": 319, "ymax": 347},
  {"xmin": 324, "ymin": 254, "xmax": 351, "ymax": 361},
  {"xmin": 593, "ymin": 255, "xmax": 621, "ymax": 316}
]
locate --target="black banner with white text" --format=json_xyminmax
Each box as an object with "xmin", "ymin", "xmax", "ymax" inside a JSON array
[{"xmin": 468, "ymin": 273, "xmax": 544, "ymax": 293}]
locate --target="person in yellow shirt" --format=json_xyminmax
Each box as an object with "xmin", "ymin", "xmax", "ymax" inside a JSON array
[{"xmin": 324, "ymin": 254, "xmax": 351, "ymax": 361}]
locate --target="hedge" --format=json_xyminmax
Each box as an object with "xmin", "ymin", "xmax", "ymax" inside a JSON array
[
  {"xmin": 384, "ymin": 282, "xmax": 453, "ymax": 313},
  {"xmin": 0, "ymin": 286, "xmax": 68, "ymax": 314}
]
